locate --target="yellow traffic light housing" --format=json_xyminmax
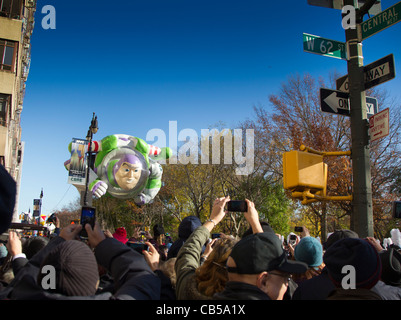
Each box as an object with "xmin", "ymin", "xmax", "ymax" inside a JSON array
[
  {"xmin": 283, "ymin": 146, "xmax": 352, "ymax": 204},
  {"xmin": 283, "ymin": 150, "xmax": 327, "ymax": 194}
]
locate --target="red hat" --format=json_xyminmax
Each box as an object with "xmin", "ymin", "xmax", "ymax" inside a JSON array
[{"xmin": 113, "ymin": 227, "xmax": 128, "ymax": 244}]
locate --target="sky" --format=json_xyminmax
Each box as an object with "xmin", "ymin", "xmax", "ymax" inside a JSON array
[{"xmin": 16, "ymin": 0, "xmax": 401, "ymax": 217}]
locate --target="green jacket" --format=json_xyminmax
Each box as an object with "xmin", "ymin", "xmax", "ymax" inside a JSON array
[{"xmin": 174, "ymin": 225, "xmax": 211, "ymax": 300}]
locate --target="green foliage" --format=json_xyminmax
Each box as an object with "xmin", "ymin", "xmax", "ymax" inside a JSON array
[{"xmin": 257, "ymin": 184, "xmax": 292, "ymax": 236}]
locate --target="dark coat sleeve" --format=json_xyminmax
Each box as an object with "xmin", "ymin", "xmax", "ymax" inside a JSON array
[
  {"xmin": 94, "ymin": 238, "xmax": 161, "ymax": 300},
  {"xmin": 11, "ymin": 256, "xmax": 29, "ymax": 276},
  {"xmin": 9, "ymin": 236, "xmax": 65, "ymax": 284}
]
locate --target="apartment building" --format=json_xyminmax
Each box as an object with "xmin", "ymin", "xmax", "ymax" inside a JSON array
[{"xmin": 0, "ymin": 0, "xmax": 37, "ymax": 220}]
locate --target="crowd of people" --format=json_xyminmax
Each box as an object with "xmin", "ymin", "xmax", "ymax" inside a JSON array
[
  {"xmin": 1, "ymin": 165, "xmax": 401, "ymax": 300},
  {"xmin": 0, "ymin": 196, "xmax": 400, "ymax": 300}
]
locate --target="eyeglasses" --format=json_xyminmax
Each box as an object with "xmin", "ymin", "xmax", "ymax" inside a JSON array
[{"xmin": 269, "ymin": 272, "xmax": 292, "ymax": 282}]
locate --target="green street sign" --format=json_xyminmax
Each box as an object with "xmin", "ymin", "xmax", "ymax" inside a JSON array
[
  {"xmin": 303, "ymin": 33, "xmax": 347, "ymax": 60},
  {"xmin": 360, "ymin": 0, "xmax": 401, "ymax": 40}
]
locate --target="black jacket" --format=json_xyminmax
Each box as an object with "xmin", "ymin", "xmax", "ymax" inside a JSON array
[
  {"xmin": 0, "ymin": 236, "xmax": 161, "ymax": 300},
  {"xmin": 291, "ymin": 267, "xmax": 335, "ymax": 300},
  {"xmin": 213, "ymin": 281, "xmax": 271, "ymax": 300}
]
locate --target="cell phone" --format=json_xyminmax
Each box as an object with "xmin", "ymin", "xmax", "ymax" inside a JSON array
[
  {"xmin": 294, "ymin": 226, "xmax": 303, "ymax": 232},
  {"xmin": 127, "ymin": 242, "xmax": 149, "ymax": 254},
  {"xmin": 289, "ymin": 234, "xmax": 297, "ymax": 245},
  {"xmin": 79, "ymin": 206, "xmax": 96, "ymax": 238},
  {"xmin": 211, "ymin": 233, "xmax": 221, "ymax": 239},
  {"xmin": 227, "ymin": 200, "xmax": 248, "ymax": 212}
]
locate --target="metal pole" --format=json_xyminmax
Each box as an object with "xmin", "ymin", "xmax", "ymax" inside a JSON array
[
  {"xmin": 343, "ymin": 0, "xmax": 374, "ymax": 237},
  {"xmin": 83, "ymin": 113, "xmax": 98, "ymax": 207}
]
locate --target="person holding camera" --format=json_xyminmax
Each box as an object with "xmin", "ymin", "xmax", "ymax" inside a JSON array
[
  {"xmin": 174, "ymin": 196, "xmax": 239, "ymax": 300},
  {"xmin": 0, "ymin": 222, "xmax": 161, "ymax": 300}
]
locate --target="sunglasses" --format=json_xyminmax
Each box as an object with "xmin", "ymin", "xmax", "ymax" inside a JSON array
[{"xmin": 269, "ymin": 272, "xmax": 292, "ymax": 282}]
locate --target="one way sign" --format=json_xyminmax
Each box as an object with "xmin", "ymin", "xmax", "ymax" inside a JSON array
[
  {"xmin": 320, "ymin": 88, "xmax": 379, "ymax": 117},
  {"xmin": 320, "ymin": 88, "xmax": 350, "ymax": 115},
  {"xmin": 336, "ymin": 54, "xmax": 395, "ymax": 92}
]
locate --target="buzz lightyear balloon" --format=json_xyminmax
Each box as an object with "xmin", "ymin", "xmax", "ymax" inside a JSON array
[{"xmin": 65, "ymin": 134, "xmax": 171, "ymax": 205}]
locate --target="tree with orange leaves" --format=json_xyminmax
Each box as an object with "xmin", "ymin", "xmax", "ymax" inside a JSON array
[{"xmin": 250, "ymin": 73, "xmax": 401, "ymax": 240}]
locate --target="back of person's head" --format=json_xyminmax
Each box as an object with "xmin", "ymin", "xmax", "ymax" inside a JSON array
[
  {"xmin": 37, "ymin": 240, "xmax": 99, "ymax": 297},
  {"xmin": 294, "ymin": 236, "xmax": 323, "ymax": 268},
  {"xmin": 323, "ymin": 229, "xmax": 359, "ymax": 250},
  {"xmin": 178, "ymin": 216, "xmax": 202, "ymax": 240},
  {"xmin": 113, "ymin": 227, "xmax": 128, "ymax": 244},
  {"xmin": 323, "ymin": 238, "xmax": 381, "ymax": 289},
  {"xmin": 167, "ymin": 216, "xmax": 202, "ymax": 260},
  {"xmin": 379, "ymin": 247, "xmax": 401, "ymax": 287},
  {"xmin": 196, "ymin": 236, "xmax": 238, "ymax": 296},
  {"xmin": 153, "ymin": 224, "xmax": 165, "ymax": 238},
  {"xmin": 23, "ymin": 236, "xmax": 49, "ymax": 260}
]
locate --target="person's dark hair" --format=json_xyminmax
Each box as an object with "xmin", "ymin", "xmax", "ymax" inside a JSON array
[{"xmin": 23, "ymin": 236, "xmax": 49, "ymax": 260}]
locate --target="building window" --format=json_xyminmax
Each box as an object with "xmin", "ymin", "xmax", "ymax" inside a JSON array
[
  {"xmin": 0, "ymin": 39, "xmax": 17, "ymax": 72},
  {"xmin": 0, "ymin": 0, "xmax": 23, "ymax": 19},
  {"xmin": 0, "ymin": 93, "xmax": 11, "ymax": 126}
]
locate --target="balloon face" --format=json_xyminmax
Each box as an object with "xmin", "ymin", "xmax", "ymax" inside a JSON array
[
  {"xmin": 115, "ymin": 162, "xmax": 142, "ymax": 190},
  {"xmin": 96, "ymin": 147, "xmax": 150, "ymax": 199}
]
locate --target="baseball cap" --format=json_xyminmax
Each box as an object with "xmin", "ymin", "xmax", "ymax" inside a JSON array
[{"xmin": 227, "ymin": 232, "xmax": 308, "ymax": 274}]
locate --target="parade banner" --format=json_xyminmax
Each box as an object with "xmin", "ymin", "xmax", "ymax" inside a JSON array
[{"xmin": 67, "ymin": 138, "xmax": 87, "ymax": 185}]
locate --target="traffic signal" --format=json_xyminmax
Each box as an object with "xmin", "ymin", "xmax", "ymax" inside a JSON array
[{"xmin": 283, "ymin": 150, "xmax": 327, "ymax": 195}]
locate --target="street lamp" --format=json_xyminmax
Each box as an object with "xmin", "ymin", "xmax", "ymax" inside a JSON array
[{"xmin": 83, "ymin": 113, "xmax": 98, "ymax": 207}]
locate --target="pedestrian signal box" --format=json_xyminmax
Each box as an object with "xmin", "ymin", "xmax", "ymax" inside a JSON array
[{"xmin": 283, "ymin": 151, "xmax": 327, "ymax": 194}]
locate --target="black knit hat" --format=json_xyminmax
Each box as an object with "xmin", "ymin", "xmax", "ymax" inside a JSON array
[
  {"xmin": 324, "ymin": 238, "xmax": 382, "ymax": 289},
  {"xmin": 227, "ymin": 232, "xmax": 308, "ymax": 274},
  {"xmin": 379, "ymin": 248, "xmax": 401, "ymax": 287},
  {"xmin": 38, "ymin": 240, "xmax": 99, "ymax": 297}
]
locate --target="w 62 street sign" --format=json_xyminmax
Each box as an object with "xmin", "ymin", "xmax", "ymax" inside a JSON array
[{"xmin": 303, "ymin": 33, "xmax": 347, "ymax": 60}]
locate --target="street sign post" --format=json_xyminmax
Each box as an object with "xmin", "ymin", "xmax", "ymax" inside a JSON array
[
  {"xmin": 303, "ymin": 33, "xmax": 347, "ymax": 60},
  {"xmin": 360, "ymin": 0, "xmax": 401, "ymax": 40},
  {"xmin": 336, "ymin": 54, "xmax": 395, "ymax": 91},
  {"xmin": 369, "ymin": 108, "xmax": 389, "ymax": 141},
  {"xmin": 320, "ymin": 88, "xmax": 378, "ymax": 117}
]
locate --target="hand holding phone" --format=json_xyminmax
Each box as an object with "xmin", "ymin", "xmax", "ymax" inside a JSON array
[
  {"xmin": 59, "ymin": 224, "xmax": 83, "ymax": 241},
  {"xmin": 85, "ymin": 221, "xmax": 106, "ymax": 248},
  {"xmin": 80, "ymin": 206, "xmax": 96, "ymax": 238},
  {"xmin": 227, "ymin": 200, "xmax": 248, "ymax": 212},
  {"xmin": 289, "ymin": 234, "xmax": 297, "ymax": 245},
  {"xmin": 127, "ymin": 242, "xmax": 149, "ymax": 254},
  {"xmin": 208, "ymin": 196, "xmax": 230, "ymax": 229},
  {"xmin": 243, "ymin": 199, "xmax": 264, "ymax": 234}
]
